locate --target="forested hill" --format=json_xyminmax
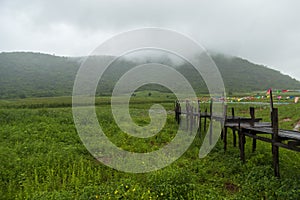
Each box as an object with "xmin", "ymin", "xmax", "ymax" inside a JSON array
[
  {"xmin": 212, "ymin": 54, "xmax": 300, "ymax": 93},
  {"xmin": 0, "ymin": 52, "xmax": 299, "ymax": 99},
  {"xmin": 0, "ymin": 52, "xmax": 79, "ymax": 98}
]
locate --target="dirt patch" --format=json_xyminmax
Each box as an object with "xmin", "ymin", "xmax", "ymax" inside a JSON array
[
  {"xmin": 224, "ymin": 182, "xmax": 239, "ymax": 193},
  {"xmin": 282, "ymin": 118, "xmax": 292, "ymax": 122}
]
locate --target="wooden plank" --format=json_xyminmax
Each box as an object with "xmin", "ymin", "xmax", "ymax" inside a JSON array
[
  {"xmin": 274, "ymin": 142, "xmax": 300, "ymax": 152},
  {"xmin": 242, "ymin": 131, "xmax": 273, "ymax": 143},
  {"xmin": 225, "ymin": 122, "xmax": 271, "ymax": 129},
  {"xmin": 241, "ymin": 130, "xmax": 300, "ymax": 152},
  {"xmin": 278, "ymin": 130, "xmax": 300, "ymax": 141},
  {"xmin": 176, "ymin": 98, "xmax": 300, "ymax": 178},
  {"xmin": 225, "ymin": 117, "xmax": 262, "ymax": 123},
  {"xmin": 240, "ymin": 126, "xmax": 273, "ymax": 134}
]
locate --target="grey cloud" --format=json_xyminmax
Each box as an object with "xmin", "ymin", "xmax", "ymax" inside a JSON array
[{"xmin": 0, "ymin": 0, "xmax": 300, "ymax": 80}]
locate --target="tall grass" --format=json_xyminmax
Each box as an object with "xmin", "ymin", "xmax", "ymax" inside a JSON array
[{"xmin": 0, "ymin": 94, "xmax": 300, "ymax": 199}]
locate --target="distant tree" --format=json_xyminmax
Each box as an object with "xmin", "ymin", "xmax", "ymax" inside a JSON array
[{"xmin": 19, "ymin": 93, "xmax": 26, "ymax": 99}]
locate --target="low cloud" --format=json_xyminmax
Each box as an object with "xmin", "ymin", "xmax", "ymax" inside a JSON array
[{"xmin": 0, "ymin": 0, "xmax": 300, "ymax": 80}]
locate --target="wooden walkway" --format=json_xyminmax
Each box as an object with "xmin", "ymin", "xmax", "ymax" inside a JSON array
[{"xmin": 175, "ymin": 90, "xmax": 300, "ymax": 177}]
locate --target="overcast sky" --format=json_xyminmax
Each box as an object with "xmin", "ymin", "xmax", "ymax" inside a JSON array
[{"xmin": 1, "ymin": 0, "xmax": 300, "ymax": 80}]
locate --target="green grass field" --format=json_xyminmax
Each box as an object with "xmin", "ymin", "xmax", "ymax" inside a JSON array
[{"xmin": 1, "ymin": 92, "xmax": 300, "ymax": 199}]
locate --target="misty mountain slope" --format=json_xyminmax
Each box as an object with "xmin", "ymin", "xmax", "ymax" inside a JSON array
[
  {"xmin": 0, "ymin": 52, "xmax": 299, "ymax": 99},
  {"xmin": 0, "ymin": 52, "xmax": 79, "ymax": 98},
  {"xmin": 212, "ymin": 54, "xmax": 300, "ymax": 93}
]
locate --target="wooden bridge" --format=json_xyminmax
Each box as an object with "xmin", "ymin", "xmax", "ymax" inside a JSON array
[{"xmin": 174, "ymin": 90, "xmax": 300, "ymax": 177}]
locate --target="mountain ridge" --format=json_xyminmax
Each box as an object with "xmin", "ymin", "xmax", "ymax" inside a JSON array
[{"xmin": 0, "ymin": 51, "xmax": 299, "ymax": 99}]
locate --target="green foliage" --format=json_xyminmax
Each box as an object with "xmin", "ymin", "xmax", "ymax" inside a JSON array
[
  {"xmin": 212, "ymin": 54, "xmax": 300, "ymax": 93},
  {"xmin": 1, "ymin": 95, "xmax": 300, "ymax": 199},
  {"xmin": 0, "ymin": 52, "xmax": 78, "ymax": 99},
  {"xmin": 1, "ymin": 52, "xmax": 300, "ymax": 99},
  {"xmin": 1, "ymin": 51, "xmax": 300, "ymax": 199}
]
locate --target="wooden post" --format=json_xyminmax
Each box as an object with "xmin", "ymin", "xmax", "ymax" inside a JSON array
[
  {"xmin": 178, "ymin": 103, "xmax": 181, "ymax": 125},
  {"xmin": 194, "ymin": 107, "xmax": 197, "ymax": 130},
  {"xmin": 249, "ymin": 107, "xmax": 255, "ymax": 127},
  {"xmin": 272, "ymin": 108, "xmax": 280, "ymax": 177},
  {"xmin": 221, "ymin": 104, "xmax": 227, "ymax": 140},
  {"xmin": 270, "ymin": 89, "xmax": 274, "ymax": 111},
  {"xmin": 223, "ymin": 105, "xmax": 228, "ymax": 151},
  {"xmin": 250, "ymin": 107, "xmax": 257, "ymax": 152},
  {"xmin": 176, "ymin": 101, "xmax": 179, "ymax": 123},
  {"xmin": 221, "ymin": 129, "xmax": 224, "ymax": 140},
  {"xmin": 198, "ymin": 114, "xmax": 201, "ymax": 136},
  {"xmin": 209, "ymin": 119, "xmax": 213, "ymax": 145},
  {"xmin": 270, "ymin": 89, "xmax": 274, "ymax": 127},
  {"xmin": 233, "ymin": 129, "xmax": 237, "ymax": 147},
  {"xmin": 186, "ymin": 100, "xmax": 189, "ymax": 131},
  {"xmin": 190, "ymin": 105, "xmax": 193, "ymax": 133},
  {"xmin": 175, "ymin": 101, "xmax": 178, "ymax": 123},
  {"xmin": 209, "ymin": 99, "xmax": 213, "ymax": 145},
  {"xmin": 175, "ymin": 101, "xmax": 181, "ymax": 124},
  {"xmin": 223, "ymin": 126, "xmax": 227, "ymax": 152},
  {"xmin": 197, "ymin": 100, "xmax": 200, "ymax": 125},
  {"xmin": 238, "ymin": 118, "xmax": 245, "ymax": 162},
  {"xmin": 198, "ymin": 100, "xmax": 201, "ymax": 135},
  {"xmin": 231, "ymin": 107, "xmax": 237, "ymax": 147},
  {"xmin": 252, "ymin": 132, "xmax": 257, "ymax": 153},
  {"xmin": 209, "ymin": 98, "xmax": 213, "ymax": 118},
  {"xmin": 204, "ymin": 108, "xmax": 207, "ymax": 132}
]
